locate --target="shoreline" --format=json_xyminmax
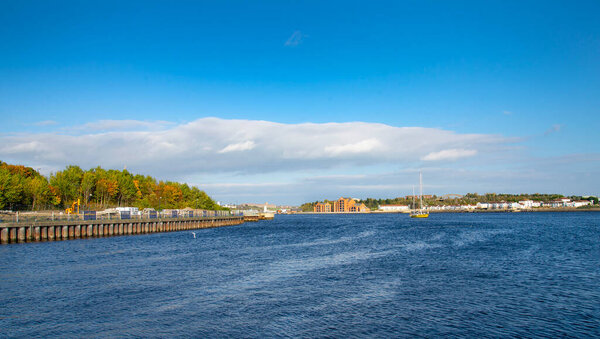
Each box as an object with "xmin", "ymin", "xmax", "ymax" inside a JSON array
[{"xmin": 299, "ymin": 207, "xmax": 600, "ymax": 214}]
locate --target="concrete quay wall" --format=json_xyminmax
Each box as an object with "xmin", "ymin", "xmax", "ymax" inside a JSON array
[{"xmin": 0, "ymin": 216, "xmax": 244, "ymax": 244}]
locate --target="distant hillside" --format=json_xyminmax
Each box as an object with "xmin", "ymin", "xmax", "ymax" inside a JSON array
[{"xmin": 0, "ymin": 161, "xmax": 224, "ymax": 211}]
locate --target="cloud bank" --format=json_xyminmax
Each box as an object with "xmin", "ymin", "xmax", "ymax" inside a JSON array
[
  {"xmin": 3, "ymin": 118, "xmax": 598, "ymax": 203},
  {"xmin": 0, "ymin": 118, "xmax": 510, "ymax": 177}
]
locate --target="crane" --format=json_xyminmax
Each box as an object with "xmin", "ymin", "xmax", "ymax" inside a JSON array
[{"xmin": 65, "ymin": 199, "xmax": 80, "ymax": 215}]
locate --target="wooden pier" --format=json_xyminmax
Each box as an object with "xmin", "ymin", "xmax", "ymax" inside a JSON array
[
  {"xmin": 0, "ymin": 216, "xmax": 244, "ymax": 244},
  {"xmin": 243, "ymin": 215, "xmax": 260, "ymax": 222}
]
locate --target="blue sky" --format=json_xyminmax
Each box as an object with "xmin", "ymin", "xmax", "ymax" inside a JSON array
[{"xmin": 1, "ymin": 1, "xmax": 599, "ymax": 204}]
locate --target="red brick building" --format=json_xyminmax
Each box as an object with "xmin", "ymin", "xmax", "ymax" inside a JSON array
[
  {"xmin": 333, "ymin": 197, "xmax": 370, "ymax": 213},
  {"xmin": 314, "ymin": 202, "xmax": 332, "ymax": 213}
]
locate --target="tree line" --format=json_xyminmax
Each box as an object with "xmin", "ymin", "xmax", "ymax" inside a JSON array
[{"xmin": 0, "ymin": 161, "xmax": 224, "ymax": 211}]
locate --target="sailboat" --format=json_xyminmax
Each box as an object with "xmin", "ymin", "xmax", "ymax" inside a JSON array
[{"xmin": 410, "ymin": 172, "xmax": 429, "ymax": 218}]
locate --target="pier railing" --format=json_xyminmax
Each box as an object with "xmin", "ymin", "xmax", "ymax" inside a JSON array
[
  {"xmin": 0, "ymin": 215, "xmax": 245, "ymax": 244},
  {"xmin": 0, "ymin": 210, "xmax": 241, "ymax": 225}
]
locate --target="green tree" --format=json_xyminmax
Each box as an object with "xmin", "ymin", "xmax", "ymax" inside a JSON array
[
  {"xmin": 116, "ymin": 170, "xmax": 137, "ymax": 206},
  {"xmin": 24, "ymin": 176, "xmax": 51, "ymax": 210},
  {"xmin": 0, "ymin": 167, "xmax": 24, "ymax": 209},
  {"xmin": 50, "ymin": 165, "xmax": 84, "ymax": 207},
  {"xmin": 80, "ymin": 171, "xmax": 96, "ymax": 205}
]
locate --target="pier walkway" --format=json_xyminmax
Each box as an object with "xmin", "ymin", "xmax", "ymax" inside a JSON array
[{"xmin": 0, "ymin": 216, "xmax": 244, "ymax": 244}]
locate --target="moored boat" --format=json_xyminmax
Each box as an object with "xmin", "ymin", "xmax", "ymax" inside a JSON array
[{"xmin": 410, "ymin": 172, "xmax": 429, "ymax": 218}]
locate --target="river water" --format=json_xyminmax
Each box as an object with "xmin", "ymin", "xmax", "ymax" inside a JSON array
[{"xmin": 1, "ymin": 213, "xmax": 599, "ymax": 337}]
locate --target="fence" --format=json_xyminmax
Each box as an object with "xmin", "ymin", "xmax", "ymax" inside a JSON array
[{"xmin": 0, "ymin": 209, "xmax": 243, "ymax": 225}]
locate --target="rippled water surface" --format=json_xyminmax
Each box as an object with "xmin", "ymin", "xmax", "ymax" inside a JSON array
[{"xmin": 1, "ymin": 213, "xmax": 599, "ymax": 337}]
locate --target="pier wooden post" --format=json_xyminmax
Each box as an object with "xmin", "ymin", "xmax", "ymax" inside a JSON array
[
  {"xmin": 18, "ymin": 227, "xmax": 26, "ymax": 242},
  {"xmin": 2, "ymin": 216, "xmax": 243, "ymax": 244}
]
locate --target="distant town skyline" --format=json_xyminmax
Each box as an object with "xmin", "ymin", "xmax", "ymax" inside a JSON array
[{"xmin": 1, "ymin": 1, "xmax": 599, "ymax": 204}]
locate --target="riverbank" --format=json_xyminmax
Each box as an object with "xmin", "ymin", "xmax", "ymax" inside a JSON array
[{"xmin": 300, "ymin": 207, "xmax": 600, "ymax": 214}]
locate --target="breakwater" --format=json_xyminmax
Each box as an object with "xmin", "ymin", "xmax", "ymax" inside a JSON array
[{"xmin": 0, "ymin": 216, "xmax": 243, "ymax": 244}]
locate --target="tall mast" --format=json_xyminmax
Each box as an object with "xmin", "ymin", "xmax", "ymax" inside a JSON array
[
  {"xmin": 419, "ymin": 172, "xmax": 423, "ymax": 210},
  {"xmin": 412, "ymin": 185, "xmax": 415, "ymax": 209}
]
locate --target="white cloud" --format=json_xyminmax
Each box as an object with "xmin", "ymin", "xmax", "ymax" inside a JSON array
[
  {"xmin": 219, "ymin": 141, "xmax": 256, "ymax": 153},
  {"xmin": 421, "ymin": 148, "xmax": 478, "ymax": 161},
  {"xmin": 4, "ymin": 117, "xmax": 595, "ymax": 203},
  {"xmin": 285, "ymin": 31, "xmax": 306, "ymax": 47},
  {"xmin": 325, "ymin": 139, "xmax": 382, "ymax": 156},
  {"xmin": 0, "ymin": 118, "xmax": 510, "ymax": 178}
]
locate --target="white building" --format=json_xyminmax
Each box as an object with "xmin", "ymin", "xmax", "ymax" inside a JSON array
[
  {"xmin": 115, "ymin": 207, "xmax": 140, "ymax": 215},
  {"xmin": 519, "ymin": 200, "xmax": 533, "ymax": 208},
  {"xmin": 548, "ymin": 198, "xmax": 571, "ymax": 208},
  {"xmin": 519, "ymin": 200, "xmax": 542, "ymax": 208},
  {"xmin": 491, "ymin": 202, "xmax": 509, "ymax": 209},
  {"xmin": 508, "ymin": 202, "xmax": 523, "ymax": 209},
  {"xmin": 476, "ymin": 202, "xmax": 491, "ymax": 209},
  {"xmin": 379, "ymin": 205, "xmax": 410, "ymax": 212},
  {"xmin": 572, "ymin": 200, "xmax": 591, "ymax": 208}
]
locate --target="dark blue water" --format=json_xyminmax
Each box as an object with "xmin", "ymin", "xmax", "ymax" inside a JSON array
[{"xmin": 1, "ymin": 213, "xmax": 599, "ymax": 337}]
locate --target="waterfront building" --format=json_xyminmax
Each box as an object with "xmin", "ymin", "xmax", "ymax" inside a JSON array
[
  {"xmin": 379, "ymin": 205, "xmax": 409, "ymax": 212},
  {"xmin": 519, "ymin": 200, "xmax": 531, "ymax": 208},
  {"xmin": 333, "ymin": 197, "xmax": 351, "ymax": 212},
  {"xmin": 314, "ymin": 202, "xmax": 332, "ymax": 213},
  {"xmin": 508, "ymin": 202, "xmax": 523, "ymax": 209},
  {"xmin": 476, "ymin": 202, "xmax": 491, "ymax": 209},
  {"xmin": 572, "ymin": 200, "xmax": 592, "ymax": 208},
  {"xmin": 549, "ymin": 198, "xmax": 571, "ymax": 208},
  {"xmin": 333, "ymin": 197, "xmax": 370, "ymax": 213},
  {"xmin": 491, "ymin": 202, "xmax": 509, "ymax": 209}
]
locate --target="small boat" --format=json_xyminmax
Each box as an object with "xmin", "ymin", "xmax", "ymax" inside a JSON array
[{"xmin": 410, "ymin": 172, "xmax": 429, "ymax": 218}]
